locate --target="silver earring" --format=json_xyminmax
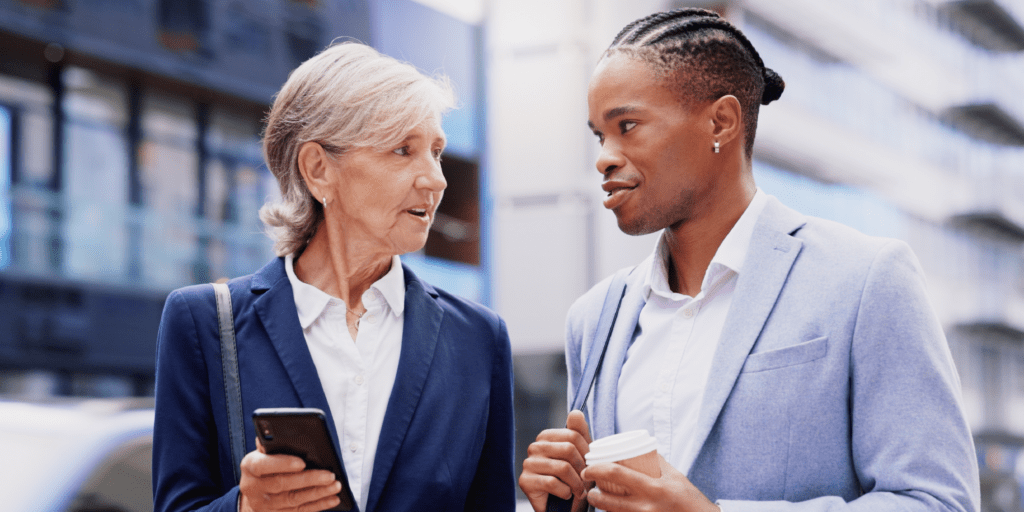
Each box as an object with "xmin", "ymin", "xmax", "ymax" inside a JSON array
[
  {"xmin": 322, "ymin": 197, "xmax": 327, "ymax": 208},
  {"xmin": 714, "ymin": 141, "xmax": 720, "ymax": 154}
]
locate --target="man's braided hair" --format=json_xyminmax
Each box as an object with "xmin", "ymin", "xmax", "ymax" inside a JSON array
[{"xmin": 606, "ymin": 8, "xmax": 785, "ymax": 158}]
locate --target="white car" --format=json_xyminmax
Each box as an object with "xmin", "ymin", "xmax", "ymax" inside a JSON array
[{"xmin": 0, "ymin": 397, "xmax": 154, "ymax": 512}]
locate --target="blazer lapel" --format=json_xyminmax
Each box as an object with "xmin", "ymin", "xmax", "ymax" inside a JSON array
[
  {"xmin": 365, "ymin": 265, "xmax": 443, "ymax": 512},
  {"xmin": 592, "ymin": 263, "xmax": 648, "ymax": 440},
  {"xmin": 683, "ymin": 197, "xmax": 806, "ymax": 474},
  {"xmin": 250, "ymin": 259, "xmax": 342, "ymax": 457}
]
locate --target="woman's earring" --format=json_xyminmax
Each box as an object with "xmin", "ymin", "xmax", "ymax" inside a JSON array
[
  {"xmin": 714, "ymin": 141, "xmax": 720, "ymax": 154},
  {"xmin": 322, "ymin": 197, "xmax": 327, "ymax": 208}
]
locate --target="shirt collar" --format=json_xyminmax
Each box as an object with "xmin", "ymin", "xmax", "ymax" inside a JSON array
[
  {"xmin": 285, "ymin": 253, "xmax": 406, "ymax": 329},
  {"xmin": 644, "ymin": 188, "xmax": 768, "ymax": 301}
]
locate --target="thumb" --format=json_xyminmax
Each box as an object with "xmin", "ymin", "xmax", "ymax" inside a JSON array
[{"xmin": 566, "ymin": 410, "xmax": 592, "ymax": 444}]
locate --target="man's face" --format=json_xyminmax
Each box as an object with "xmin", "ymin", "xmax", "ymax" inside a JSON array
[{"xmin": 587, "ymin": 53, "xmax": 718, "ymax": 236}]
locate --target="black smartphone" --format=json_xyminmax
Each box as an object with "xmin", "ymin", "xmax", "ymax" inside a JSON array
[{"xmin": 252, "ymin": 407, "xmax": 354, "ymax": 511}]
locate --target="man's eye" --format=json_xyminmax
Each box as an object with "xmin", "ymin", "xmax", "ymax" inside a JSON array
[
  {"xmin": 620, "ymin": 121, "xmax": 637, "ymax": 134},
  {"xmin": 432, "ymin": 148, "xmax": 443, "ymax": 160},
  {"xmin": 393, "ymin": 146, "xmax": 411, "ymax": 156}
]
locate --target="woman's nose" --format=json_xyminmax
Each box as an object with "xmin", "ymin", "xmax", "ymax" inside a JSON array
[{"xmin": 417, "ymin": 158, "xmax": 447, "ymax": 192}]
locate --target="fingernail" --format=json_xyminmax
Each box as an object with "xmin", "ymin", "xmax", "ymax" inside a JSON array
[{"xmin": 333, "ymin": 481, "xmax": 342, "ymax": 491}]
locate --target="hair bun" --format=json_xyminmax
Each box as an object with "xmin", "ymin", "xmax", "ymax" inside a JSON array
[{"xmin": 761, "ymin": 67, "xmax": 785, "ymax": 105}]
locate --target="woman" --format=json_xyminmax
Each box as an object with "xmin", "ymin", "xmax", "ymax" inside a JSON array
[{"xmin": 153, "ymin": 42, "xmax": 515, "ymax": 512}]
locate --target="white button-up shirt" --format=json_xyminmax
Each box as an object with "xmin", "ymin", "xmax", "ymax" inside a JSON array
[
  {"xmin": 616, "ymin": 189, "xmax": 768, "ymax": 472},
  {"xmin": 285, "ymin": 254, "xmax": 405, "ymax": 512}
]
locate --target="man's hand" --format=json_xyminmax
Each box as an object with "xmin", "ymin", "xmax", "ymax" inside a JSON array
[
  {"xmin": 238, "ymin": 437, "xmax": 343, "ymax": 512},
  {"xmin": 519, "ymin": 410, "xmax": 594, "ymax": 512},
  {"xmin": 581, "ymin": 454, "xmax": 719, "ymax": 512}
]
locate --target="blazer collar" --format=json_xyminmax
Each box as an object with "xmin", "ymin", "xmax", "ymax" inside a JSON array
[
  {"xmin": 682, "ymin": 195, "xmax": 806, "ymax": 473},
  {"xmin": 365, "ymin": 264, "xmax": 442, "ymax": 512}
]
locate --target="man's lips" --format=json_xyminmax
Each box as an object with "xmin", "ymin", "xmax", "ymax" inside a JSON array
[{"xmin": 601, "ymin": 180, "xmax": 637, "ymax": 210}]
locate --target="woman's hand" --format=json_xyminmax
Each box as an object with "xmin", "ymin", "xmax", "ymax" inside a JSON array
[{"xmin": 238, "ymin": 438, "xmax": 343, "ymax": 512}]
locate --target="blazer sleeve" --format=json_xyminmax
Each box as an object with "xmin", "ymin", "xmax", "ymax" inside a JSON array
[
  {"xmin": 153, "ymin": 288, "xmax": 240, "ymax": 512},
  {"xmin": 462, "ymin": 317, "xmax": 517, "ymax": 511},
  {"xmin": 718, "ymin": 241, "xmax": 980, "ymax": 512}
]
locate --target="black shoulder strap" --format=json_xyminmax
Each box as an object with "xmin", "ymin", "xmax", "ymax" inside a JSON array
[
  {"xmin": 213, "ymin": 282, "xmax": 245, "ymax": 486},
  {"xmin": 571, "ymin": 266, "xmax": 631, "ymax": 417},
  {"xmin": 547, "ymin": 267, "xmax": 632, "ymax": 512}
]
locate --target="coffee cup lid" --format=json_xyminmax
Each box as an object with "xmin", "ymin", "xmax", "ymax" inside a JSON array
[{"xmin": 585, "ymin": 430, "xmax": 657, "ymax": 465}]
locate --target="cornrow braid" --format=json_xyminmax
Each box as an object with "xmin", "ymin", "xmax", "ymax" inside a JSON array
[
  {"xmin": 610, "ymin": 8, "xmax": 711, "ymax": 47},
  {"xmin": 605, "ymin": 8, "xmax": 785, "ymax": 157}
]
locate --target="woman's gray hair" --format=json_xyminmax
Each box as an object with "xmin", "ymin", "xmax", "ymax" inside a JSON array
[{"xmin": 259, "ymin": 41, "xmax": 456, "ymax": 256}]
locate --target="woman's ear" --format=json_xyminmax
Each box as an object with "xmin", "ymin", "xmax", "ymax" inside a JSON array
[
  {"xmin": 708, "ymin": 95, "xmax": 743, "ymax": 147},
  {"xmin": 297, "ymin": 141, "xmax": 331, "ymax": 200}
]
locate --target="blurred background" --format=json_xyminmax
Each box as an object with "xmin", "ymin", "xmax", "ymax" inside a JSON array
[{"xmin": 0, "ymin": 0, "xmax": 1022, "ymax": 510}]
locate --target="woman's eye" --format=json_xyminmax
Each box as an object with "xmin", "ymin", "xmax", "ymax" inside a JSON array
[
  {"xmin": 432, "ymin": 148, "xmax": 443, "ymax": 160},
  {"xmin": 620, "ymin": 121, "xmax": 637, "ymax": 134},
  {"xmin": 393, "ymin": 146, "xmax": 411, "ymax": 156}
]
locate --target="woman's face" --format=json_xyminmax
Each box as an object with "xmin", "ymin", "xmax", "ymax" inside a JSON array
[{"xmin": 325, "ymin": 119, "xmax": 447, "ymax": 256}]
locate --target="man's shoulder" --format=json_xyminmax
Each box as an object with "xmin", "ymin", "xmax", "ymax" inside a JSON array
[
  {"xmin": 791, "ymin": 214, "xmax": 910, "ymax": 270},
  {"xmin": 567, "ymin": 257, "xmax": 650, "ymax": 324}
]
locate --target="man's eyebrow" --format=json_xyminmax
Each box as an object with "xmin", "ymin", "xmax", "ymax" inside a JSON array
[
  {"xmin": 588, "ymin": 106, "xmax": 641, "ymax": 130},
  {"xmin": 605, "ymin": 106, "xmax": 640, "ymax": 121}
]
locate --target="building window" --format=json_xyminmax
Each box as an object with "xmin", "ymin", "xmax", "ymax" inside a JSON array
[
  {"xmin": 62, "ymin": 67, "xmax": 130, "ymax": 282},
  {"xmin": 0, "ymin": 75, "xmax": 54, "ymax": 273},
  {"xmin": 139, "ymin": 89, "xmax": 199, "ymax": 288},
  {"xmin": 203, "ymin": 106, "xmax": 268, "ymax": 280},
  {"xmin": 0, "ymin": 104, "xmax": 11, "ymax": 270},
  {"xmin": 425, "ymin": 155, "xmax": 479, "ymax": 265}
]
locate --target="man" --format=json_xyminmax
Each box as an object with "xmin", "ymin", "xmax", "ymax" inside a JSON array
[{"xmin": 519, "ymin": 8, "xmax": 979, "ymax": 512}]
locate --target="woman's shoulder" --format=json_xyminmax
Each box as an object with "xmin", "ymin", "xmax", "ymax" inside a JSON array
[{"xmin": 404, "ymin": 267, "xmax": 505, "ymax": 334}]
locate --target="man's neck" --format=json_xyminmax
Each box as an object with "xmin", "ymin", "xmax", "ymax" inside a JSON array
[{"xmin": 663, "ymin": 186, "xmax": 755, "ymax": 297}]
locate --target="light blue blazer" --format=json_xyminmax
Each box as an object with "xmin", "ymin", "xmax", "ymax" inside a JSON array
[{"xmin": 566, "ymin": 196, "xmax": 980, "ymax": 511}]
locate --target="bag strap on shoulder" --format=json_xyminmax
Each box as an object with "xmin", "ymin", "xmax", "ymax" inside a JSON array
[
  {"xmin": 213, "ymin": 282, "xmax": 245, "ymax": 486},
  {"xmin": 571, "ymin": 266, "xmax": 632, "ymax": 418},
  {"xmin": 547, "ymin": 267, "xmax": 633, "ymax": 512}
]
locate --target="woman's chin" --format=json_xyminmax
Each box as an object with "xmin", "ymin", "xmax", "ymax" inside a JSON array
[{"xmin": 389, "ymin": 232, "xmax": 430, "ymax": 256}]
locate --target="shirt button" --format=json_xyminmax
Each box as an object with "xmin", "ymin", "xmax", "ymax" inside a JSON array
[
  {"xmin": 682, "ymin": 308, "xmax": 695, "ymax": 319},
  {"xmin": 354, "ymin": 375, "xmax": 364, "ymax": 386},
  {"xmin": 364, "ymin": 313, "xmax": 376, "ymax": 324},
  {"xmin": 349, "ymin": 443, "xmax": 358, "ymax": 453},
  {"xmin": 659, "ymin": 382, "xmax": 670, "ymax": 393}
]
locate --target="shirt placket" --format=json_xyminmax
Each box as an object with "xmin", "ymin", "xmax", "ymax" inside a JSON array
[
  {"xmin": 335, "ymin": 299, "xmax": 368, "ymax": 504},
  {"xmin": 652, "ymin": 296, "xmax": 699, "ymax": 460}
]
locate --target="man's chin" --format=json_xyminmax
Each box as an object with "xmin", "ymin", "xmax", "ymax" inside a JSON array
[{"xmin": 616, "ymin": 216, "xmax": 661, "ymax": 237}]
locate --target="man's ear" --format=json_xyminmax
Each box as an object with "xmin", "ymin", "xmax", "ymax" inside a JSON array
[
  {"xmin": 297, "ymin": 141, "xmax": 331, "ymax": 200},
  {"xmin": 707, "ymin": 95, "xmax": 743, "ymax": 147}
]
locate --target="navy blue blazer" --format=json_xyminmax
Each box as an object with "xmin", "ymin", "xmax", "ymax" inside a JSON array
[{"xmin": 152, "ymin": 258, "xmax": 516, "ymax": 512}]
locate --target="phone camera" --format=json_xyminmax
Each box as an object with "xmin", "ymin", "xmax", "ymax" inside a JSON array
[{"xmin": 258, "ymin": 422, "xmax": 274, "ymax": 441}]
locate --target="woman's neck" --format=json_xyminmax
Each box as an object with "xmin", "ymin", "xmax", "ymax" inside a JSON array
[{"xmin": 293, "ymin": 226, "xmax": 392, "ymax": 311}]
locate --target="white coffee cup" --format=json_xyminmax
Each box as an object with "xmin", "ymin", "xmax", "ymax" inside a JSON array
[{"xmin": 585, "ymin": 430, "xmax": 661, "ymax": 494}]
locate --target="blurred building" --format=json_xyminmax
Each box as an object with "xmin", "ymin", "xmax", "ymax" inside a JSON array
[
  {"xmin": 0, "ymin": 0, "xmax": 486, "ymax": 396},
  {"xmin": 485, "ymin": 0, "xmax": 1024, "ymax": 509},
  {"xmin": 3, "ymin": 0, "xmax": 1024, "ymax": 509}
]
